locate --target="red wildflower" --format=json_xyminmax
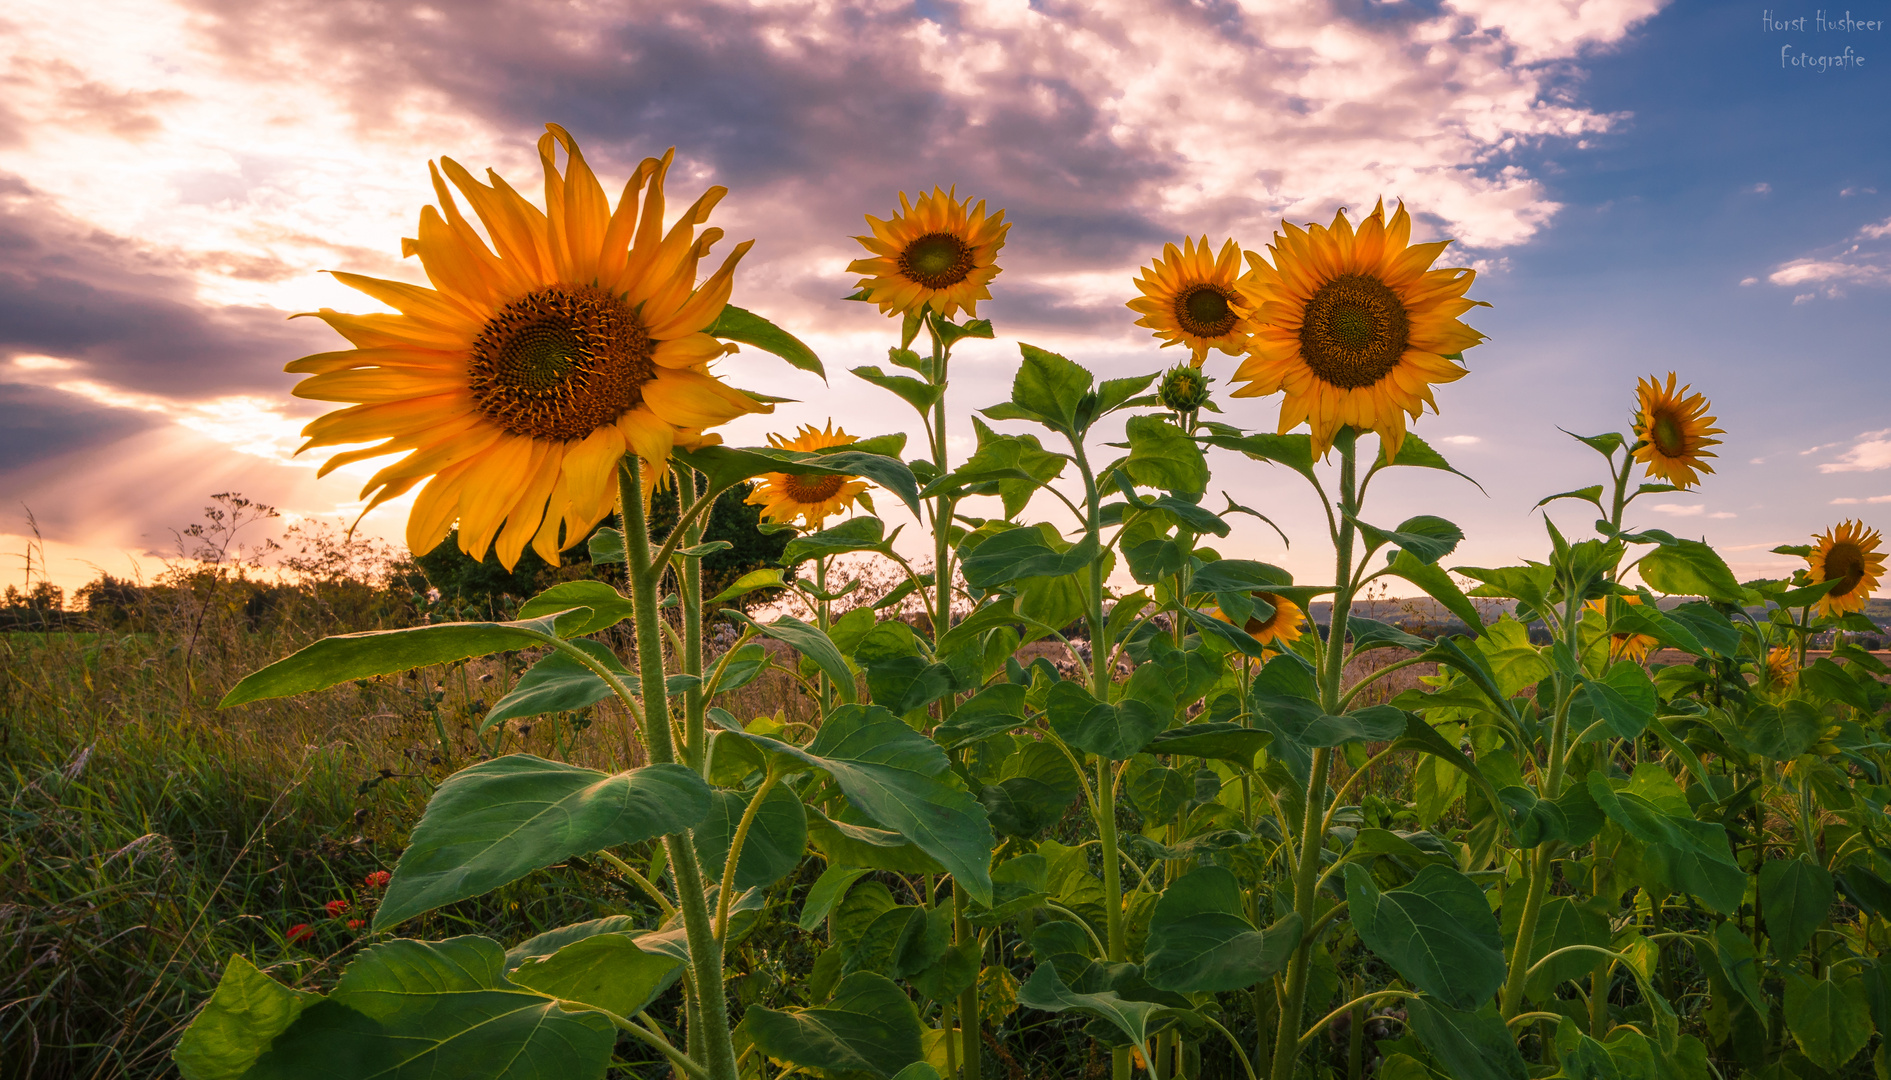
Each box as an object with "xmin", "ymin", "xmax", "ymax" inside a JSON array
[
  {"xmin": 286, "ymin": 923, "xmax": 314, "ymax": 944},
  {"xmin": 324, "ymin": 899, "xmax": 350, "ymax": 918},
  {"xmin": 364, "ymin": 870, "xmax": 391, "ymax": 890},
  {"xmin": 347, "ymin": 919, "xmax": 366, "ymax": 930}
]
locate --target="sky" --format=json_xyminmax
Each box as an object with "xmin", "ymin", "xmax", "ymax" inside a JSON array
[{"xmin": 1, "ymin": 0, "xmax": 1888, "ymax": 597}]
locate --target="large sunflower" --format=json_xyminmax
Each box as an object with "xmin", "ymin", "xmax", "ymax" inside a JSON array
[
  {"xmin": 847, "ymin": 187, "xmax": 1008, "ymax": 319},
  {"xmin": 745, "ymin": 423, "xmax": 872, "ymax": 529},
  {"xmin": 1128, "ymin": 237, "xmax": 1252, "ymax": 365},
  {"xmin": 289, "ymin": 125, "xmax": 771, "ymax": 570},
  {"xmin": 1806, "ymin": 520, "xmax": 1885, "ymax": 618},
  {"xmin": 1209, "ymin": 591, "xmax": 1305, "ymax": 648},
  {"xmin": 1632, "ymin": 374, "xmax": 1722, "ymax": 488},
  {"xmin": 1231, "ymin": 200, "xmax": 1485, "ymax": 459}
]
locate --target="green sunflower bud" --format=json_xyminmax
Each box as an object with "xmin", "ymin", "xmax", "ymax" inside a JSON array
[{"xmin": 1158, "ymin": 364, "xmax": 1212, "ymax": 413}]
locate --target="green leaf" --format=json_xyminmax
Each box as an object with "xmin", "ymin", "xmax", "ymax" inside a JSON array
[
  {"xmin": 245, "ymin": 937, "xmax": 614, "ymax": 1080},
  {"xmin": 1404, "ymin": 998, "xmax": 1528, "ymax": 1080},
  {"xmin": 932, "ymin": 684, "xmax": 1030, "ymax": 749},
  {"xmin": 1144, "ymin": 867, "xmax": 1301, "ymax": 993},
  {"xmin": 1144, "ymin": 723, "xmax": 1273, "ymax": 770},
  {"xmin": 1638, "ymin": 540, "xmax": 1743, "ymax": 603},
  {"xmin": 374, "ymin": 757, "xmax": 712, "ymax": 930},
  {"xmin": 727, "ymin": 612, "xmax": 856, "ymax": 704},
  {"xmin": 723, "ymin": 705, "xmax": 995, "ymax": 904},
  {"xmin": 1585, "ymin": 772, "xmax": 1743, "ymax": 912},
  {"xmin": 693, "ymin": 784, "xmax": 808, "ymax": 891},
  {"xmin": 508, "ymin": 933, "xmax": 683, "ymax": 1019},
  {"xmin": 1578, "ymin": 661, "xmax": 1657, "ymax": 740},
  {"xmin": 1370, "ymin": 433, "xmax": 1485, "ymax": 492},
  {"xmin": 1347, "ymin": 616, "xmax": 1433, "ymax": 654},
  {"xmin": 1096, "ymin": 372, "xmax": 1159, "ymax": 416},
  {"xmin": 996, "ymin": 343, "xmax": 1094, "ymax": 434},
  {"xmin": 1122, "ymin": 415, "xmax": 1208, "ymax": 496},
  {"xmin": 1350, "ymin": 515, "xmax": 1463, "ymax": 565},
  {"xmin": 220, "ymin": 611, "xmax": 581, "ymax": 708},
  {"xmin": 1735, "ymin": 699, "xmax": 1825, "ymax": 761},
  {"xmin": 586, "ymin": 527, "xmax": 625, "ymax": 565},
  {"xmin": 1565, "ymin": 429, "xmax": 1625, "ymax": 458},
  {"xmin": 852, "ymin": 363, "xmax": 943, "ymax": 413},
  {"xmin": 742, "ymin": 971, "xmax": 925, "ymax": 1079},
  {"xmin": 1198, "ymin": 431, "xmax": 1317, "ymax": 484},
  {"xmin": 1784, "ymin": 971, "xmax": 1874, "ymax": 1072},
  {"xmin": 959, "ymin": 524, "xmax": 1098, "ymax": 590},
  {"xmin": 516, "ymin": 580, "xmax": 636, "ymax": 637},
  {"xmin": 174, "ymin": 955, "xmax": 319, "ymax": 1080},
  {"xmin": 863, "ymin": 655, "xmax": 957, "ymax": 716},
  {"xmin": 1045, "ymin": 673, "xmax": 1165, "ymax": 761},
  {"xmin": 1388, "ymin": 551, "xmax": 1485, "ymax": 631},
  {"xmin": 1344, "ymin": 864, "xmax": 1504, "ymax": 1010},
  {"xmin": 482, "ymin": 641, "xmax": 624, "ymax": 731},
  {"xmin": 707, "ymin": 303, "xmax": 825, "ymax": 377},
  {"xmin": 1760, "ymin": 857, "xmax": 1835, "ymax": 960},
  {"xmin": 706, "ymin": 567, "xmax": 788, "ymax": 606},
  {"xmin": 1015, "ymin": 963, "xmax": 1187, "ymax": 1051},
  {"xmin": 1535, "ymin": 485, "xmax": 1605, "ymax": 511},
  {"xmin": 800, "ymin": 865, "xmax": 874, "ymax": 931},
  {"xmin": 1520, "ymin": 897, "xmax": 1610, "ymax": 1000}
]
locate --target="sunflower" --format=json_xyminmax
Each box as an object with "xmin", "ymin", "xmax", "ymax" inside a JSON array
[
  {"xmin": 847, "ymin": 187, "xmax": 1008, "ymax": 319},
  {"xmin": 1128, "ymin": 237, "xmax": 1252, "ymax": 365},
  {"xmin": 745, "ymin": 423, "xmax": 872, "ymax": 529},
  {"xmin": 1230, "ymin": 200, "xmax": 1485, "ymax": 459},
  {"xmin": 1209, "ymin": 591, "xmax": 1304, "ymax": 648},
  {"xmin": 1587, "ymin": 594, "xmax": 1658, "ymax": 664},
  {"xmin": 1631, "ymin": 374, "xmax": 1722, "ymax": 488},
  {"xmin": 1765, "ymin": 646, "xmax": 1798, "ymax": 688},
  {"xmin": 1806, "ymin": 520, "xmax": 1886, "ymax": 618},
  {"xmin": 288, "ymin": 125, "xmax": 772, "ymax": 570}
]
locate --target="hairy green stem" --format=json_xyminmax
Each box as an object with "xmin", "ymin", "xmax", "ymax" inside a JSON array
[{"xmin": 621, "ymin": 459, "xmax": 740, "ymax": 1080}]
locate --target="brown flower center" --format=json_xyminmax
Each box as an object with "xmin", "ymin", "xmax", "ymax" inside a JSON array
[
  {"xmin": 1649, "ymin": 411, "xmax": 1687, "ymax": 458},
  {"xmin": 1298, "ymin": 273, "xmax": 1411, "ymax": 389},
  {"xmin": 1825, "ymin": 541, "xmax": 1866, "ymax": 596},
  {"xmin": 899, "ymin": 233, "xmax": 976, "ymax": 290},
  {"xmin": 467, "ymin": 285, "xmax": 653, "ymax": 441},
  {"xmin": 783, "ymin": 473, "xmax": 846, "ymax": 503},
  {"xmin": 1174, "ymin": 284, "xmax": 1237, "ymax": 338}
]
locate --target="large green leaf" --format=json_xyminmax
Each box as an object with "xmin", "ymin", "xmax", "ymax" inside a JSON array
[
  {"xmin": 721, "ymin": 705, "xmax": 995, "ymax": 904},
  {"xmin": 1404, "ymin": 998, "xmax": 1527, "ymax": 1080},
  {"xmin": 693, "ymin": 783, "xmax": 809, "ymax": 891},
  {"xmin": 1370, "ymin": 433, "xmax": 1485, "ymax": 491},
  {"xmin": 1760, "ymin": 857, "xmax": 1835, "ymax": 960},
  {"xmin": 481, "ymin": 640, "xmax": 625, "ymax": 731},
  {"xmin": 1197, "ymin": 431, "xmax": 1318, "ymax": 484},
  {"xmin": 221, "ymin": 611, "xmax": 584, "ymax": 707},
  {"xmin": 1248, "ymin": 657, "xmax": 1406, "ymax": 780},
  {"xmin": 1144, "ymin": 867, "xmax": 1301, "ymax": 993},
  {"xmin": 706, "ymin": 303, "xmax": 825, "ymax": 377},
  {"xmin": 1585, "ymin": 773, "xmax": 1743, "ymax": 913},
  {"xmin": 515, "ymin": 581, "xmax": 634, "ymax": 638},
  {"xmin": 1576, "ymin": 661, "xmax": 1657, "ymax": 741},
  {"xmin": 782, "ymin": 516, "xmax": 890, "ymax": 565},
  {"xmin": 1015, "ymin": 962, "xmax": 1188, "ymax": 1050},
  {"xmin": 742, "ymin": 971, "xmax": 925, "ymax": 1079},
  {"xmin": 245, "ymin": 937, "xmax": 614, "ymax": 1080},
  {"xmin": 1144, "ymin": 723, "xmax": 1273, "ymax": 769},
  {"xmin": 931, "ymin": 683, "xmax": 1029, "ymax": 749},
  {"xmin": 508, "ymin": 933, "xmax": 682, "ymax": 1019},
  {"xmin": 1121, "ymin": 415, "xmax": 1208, "ymax": 496},
  {"xmin": 1045, "ymin": 676, "xmax": 1166, "ymax": 761},
  {"xmin": 1344, "ymin": 864, "xmax": 1503, "ymax": 1010},
  {"xmin": 959, "ymin": 524, "xmax": 1098, "ymax": 590},
  {"xmin": 1637, "ymin": 539, "xmax": 1743, "ymax": 604},
  {"xmin": 987, "ymin": 343, "xmax": 1092, "ymax": 434},
  {"xmin": 1520, "ymin": 897, "xmax": 1610, "ymax": 1000},
  {"xmin": 1350, "ymin": 515, "xmax": 1464, "ymax": 565},
  {"xmin": 1388, "ymin": 550, "xmax": 1485, "ymax": 631},
  {"xmin": 174, "ymin": 955, "xmax": 318, "ymax": 1080},
  {"xmin": 863, "ymin": 654, "xmax": 958, "ymax": 716},
  {"xmin": 374, "ymin": 757, "xmax": 712, "ymax": 930},
  {"xmin": 1784, "ymin": 972, "xmax": 1874, "ymax": 1072}
]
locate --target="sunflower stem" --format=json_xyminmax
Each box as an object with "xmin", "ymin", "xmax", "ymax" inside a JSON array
[
  {"xmin": 621, "ymin": 457, "xmax": 740, "ymax": 1080},
  {"xmin": 679, "ymin": 465, "xmax": 708, "ymax": 774}
]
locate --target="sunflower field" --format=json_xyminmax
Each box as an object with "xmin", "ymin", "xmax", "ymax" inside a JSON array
[{"xmin": 173, "ymin": 125, "xmax": 1891, "ymax": 1080}]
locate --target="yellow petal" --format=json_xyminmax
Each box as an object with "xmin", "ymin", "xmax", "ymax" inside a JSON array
[{"xmin": 643, "ymin": 367, "xmax": 767, "ymax": 429}]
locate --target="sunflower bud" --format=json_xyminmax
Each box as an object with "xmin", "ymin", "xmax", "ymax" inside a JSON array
[{"xmin": 1158, "ymin": 364, "xmax": 1212, "ymax": 413}]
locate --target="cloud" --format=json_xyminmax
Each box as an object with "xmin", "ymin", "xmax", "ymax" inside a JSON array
[
  {"xmin": 1820, "ymin": 429, "xmax": 1891, "ymax": 473},
  {"xmin": 1833, "ymin": 497, "xmax": 1861, "ymax": 504},
  {"xmin": 1437, "ymin": 434, "xmax": 1483, "ymax": 445},
  {"xmin": 1708, "ymin": 511, "xmax": 1735, "ymax": 518},
  {"xmin": 1764, "ymin": 215, "xmax": 1891, "ymax": 297},
  {"xmin": 1649, "ymin": 503, "xmax": 1704, "ymax": 516}
]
